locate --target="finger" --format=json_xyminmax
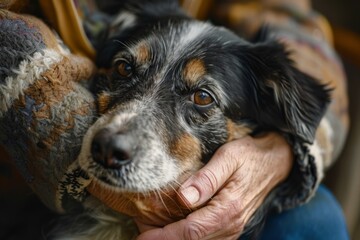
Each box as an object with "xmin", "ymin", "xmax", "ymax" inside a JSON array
[
  {"xmin": 136, "ymin": 201, "xmax": 243, "ymax": 240},
  {"xmin": 178, "ymin": 139, "xmax": 249, "ymax": 208},
  {"xmin": 135, "ymin": 219, "xmax": 158, "ymax": 233}
]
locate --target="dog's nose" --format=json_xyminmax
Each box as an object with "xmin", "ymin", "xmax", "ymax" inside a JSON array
[{"xmin": 91, "ymin": 129, "xmax": 133, "ymax": 168}]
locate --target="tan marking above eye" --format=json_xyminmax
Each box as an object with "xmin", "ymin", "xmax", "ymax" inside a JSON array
[
  {"xmin": 192, "ymin": 90, "xmax": 214, "ymax": 106},
  {"xmin": 136, "ymin": 42, "xmax": 150, "ymax": 63},
  {"xmin": 183, "ymin": 58, "xmax": 206, "ymax": 85}
]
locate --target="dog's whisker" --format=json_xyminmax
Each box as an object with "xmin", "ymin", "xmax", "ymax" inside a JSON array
[
  {"xmin": 168, "ymin": 183, "xmax": 192, "ymax": 214},
  {"xmin": 155, "ymin": 189, "xmax": 172, "ymax": 217},
  {"xmin": 137, "ymin": 192, "xmax": 141, "ymax": 202},
  {"xmin": 160, "ymin": 184, "xmax": 189, "ymax": 217},
  {"xmin": 156, "ymin": 189, "xmax": 181, "ymax": 217}
]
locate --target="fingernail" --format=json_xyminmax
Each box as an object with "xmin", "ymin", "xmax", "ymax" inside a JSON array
[{"xmin": 181, "ymin": 186, "xmax": 200, "ymax": 205}]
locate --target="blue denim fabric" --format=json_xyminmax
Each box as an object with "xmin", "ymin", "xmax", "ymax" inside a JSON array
[{"xmin": 257, "ymin": 185, "xmax": 349, "ymax": 240}]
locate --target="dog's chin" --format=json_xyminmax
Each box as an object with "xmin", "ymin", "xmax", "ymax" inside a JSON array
[{"xmin": 86, "ymin": 170, "xmax": 196, "ymax": 227}]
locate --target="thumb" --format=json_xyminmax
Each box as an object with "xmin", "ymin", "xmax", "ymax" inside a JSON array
[{"xmin": 178, "ymin": 142, "xmax": 242, "ymax": 208}]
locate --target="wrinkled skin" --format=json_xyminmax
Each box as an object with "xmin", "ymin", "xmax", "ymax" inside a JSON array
[{"xmin": 135, "ymin": 132, "xmax": 293, "ymax": 240}]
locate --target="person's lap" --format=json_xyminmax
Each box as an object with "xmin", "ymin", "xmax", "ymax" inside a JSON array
[{"xmin": 255, "ymin": 185, "xmax": 349, "ymax": 240}]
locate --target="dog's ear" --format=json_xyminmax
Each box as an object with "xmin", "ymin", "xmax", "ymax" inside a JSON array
[{"xmin": 238, "ymin": 41, "xmax": 331, "ymax": 143}]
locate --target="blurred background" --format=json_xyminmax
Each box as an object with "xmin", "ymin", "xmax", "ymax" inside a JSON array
[{"xmin": 313, "ymin": 1, "xmax": 360, "ymax": 239}]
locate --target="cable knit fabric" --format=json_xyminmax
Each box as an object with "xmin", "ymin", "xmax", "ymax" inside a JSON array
[{"xmin": 0, "ymin": 9, "xmax": 96, "ymax": 213}]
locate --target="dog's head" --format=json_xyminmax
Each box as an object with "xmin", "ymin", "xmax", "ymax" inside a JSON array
[{"xmin": 79, "ymin": 0, "xmax": 329, "ymax": 210}]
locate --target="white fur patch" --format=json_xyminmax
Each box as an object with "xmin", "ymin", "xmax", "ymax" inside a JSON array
[
  {"xmin": 111, "ymin": 11, "xmax": 137, "ymax": 32},
  {"xmin": 305, "ymin": 120, "xmax": 330, "ymax": 200},
  {"xmin": 306, "ymin": 141, "xmax": 324, "ymax": 183},
  {"xmin": 302, "ymin": 117, "xmax": 335, "ymax": 199},
  {"xmin": 178, "ymin": 22, "xmax": 209, "ymax": 48},
  {"xmin": 0, "ymin": 49, "xmax": 61, "ymax": 117},
  {"xmin": 168, "ymin": 21, "xmax": 210, "ymax": 63},
  {"xmin": 317, "ymin": 118, "xmax": 334, "ymax": 168},
  {"xmin": 150, "ymin": 22, "xmax": 211, "ymax": 86}
]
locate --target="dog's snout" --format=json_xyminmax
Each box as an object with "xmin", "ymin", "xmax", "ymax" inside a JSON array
[{"xmin": 91, "ymin": 129, "xmax": 134, "ymax": 168}]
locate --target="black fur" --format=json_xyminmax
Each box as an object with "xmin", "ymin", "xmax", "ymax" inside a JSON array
[
  {"xmin": 92, "ymin": 0, "xmax": 330, "ymax": 238},
  {"xmin": 235, "ymin": 40, "xmax": 330, "ymax": 143}
]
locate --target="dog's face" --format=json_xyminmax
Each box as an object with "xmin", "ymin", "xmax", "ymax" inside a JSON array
[
  {"xmin": 79, "ymin": 1, "xmax": 329, "ymax": 202},
  {"xmin": 80, "ymin": 21, "xmax": 249, "ymax": 193}
]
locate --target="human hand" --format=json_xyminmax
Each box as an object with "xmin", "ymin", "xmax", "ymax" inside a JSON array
[{"xmin": 136, "ymin": 132, "xmax": 293, "ymax": 240}]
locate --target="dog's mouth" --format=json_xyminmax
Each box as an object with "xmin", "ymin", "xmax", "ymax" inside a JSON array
[
  {"xmin": 79, "ymin": 115, "xmax": 188, "ymax": 194},
  {"xmin": 83, "ymin": 126, "xmax": 199, "ymax": 224}
]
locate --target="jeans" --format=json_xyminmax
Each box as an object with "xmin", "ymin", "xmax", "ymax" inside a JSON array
[{"xmin": 258, "ymin": 185, "xmax": 349, "ymax": 240}]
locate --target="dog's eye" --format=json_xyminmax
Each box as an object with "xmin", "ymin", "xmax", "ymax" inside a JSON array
[
  {"xmin": 116, "ymin": 60, "xmax": 133, "ymax": 78},
  {"xmin": 191, "ymin": 90, "xmax": 214, "ymax": 106}
]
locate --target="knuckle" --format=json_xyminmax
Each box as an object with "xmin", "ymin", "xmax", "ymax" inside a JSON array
[
  {"xmin": 183, "ymin": 221, "xmax": 207, "ymax": 240},
  {"xmin": 184, "ymin": 209, "xmax": 222, "ymax": 239},
  {"xmin": 182, "ymin": 201, "xmax": 246, "ymax": 240},
  {"xmin": 215, "ymin": 144, "xmax": 242, "ymax": 170},
  {"xmin": 215, "ymin": 144, "xmax": 233, "ymax": 160},
  {"xmin": 196, "ymin": 168, "xmax": 219, "ymax": 194}
]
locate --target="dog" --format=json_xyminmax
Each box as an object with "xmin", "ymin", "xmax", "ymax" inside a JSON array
[{"xmin": 53, "ymin": 0, "xmax": 330, "ymax": 239}]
